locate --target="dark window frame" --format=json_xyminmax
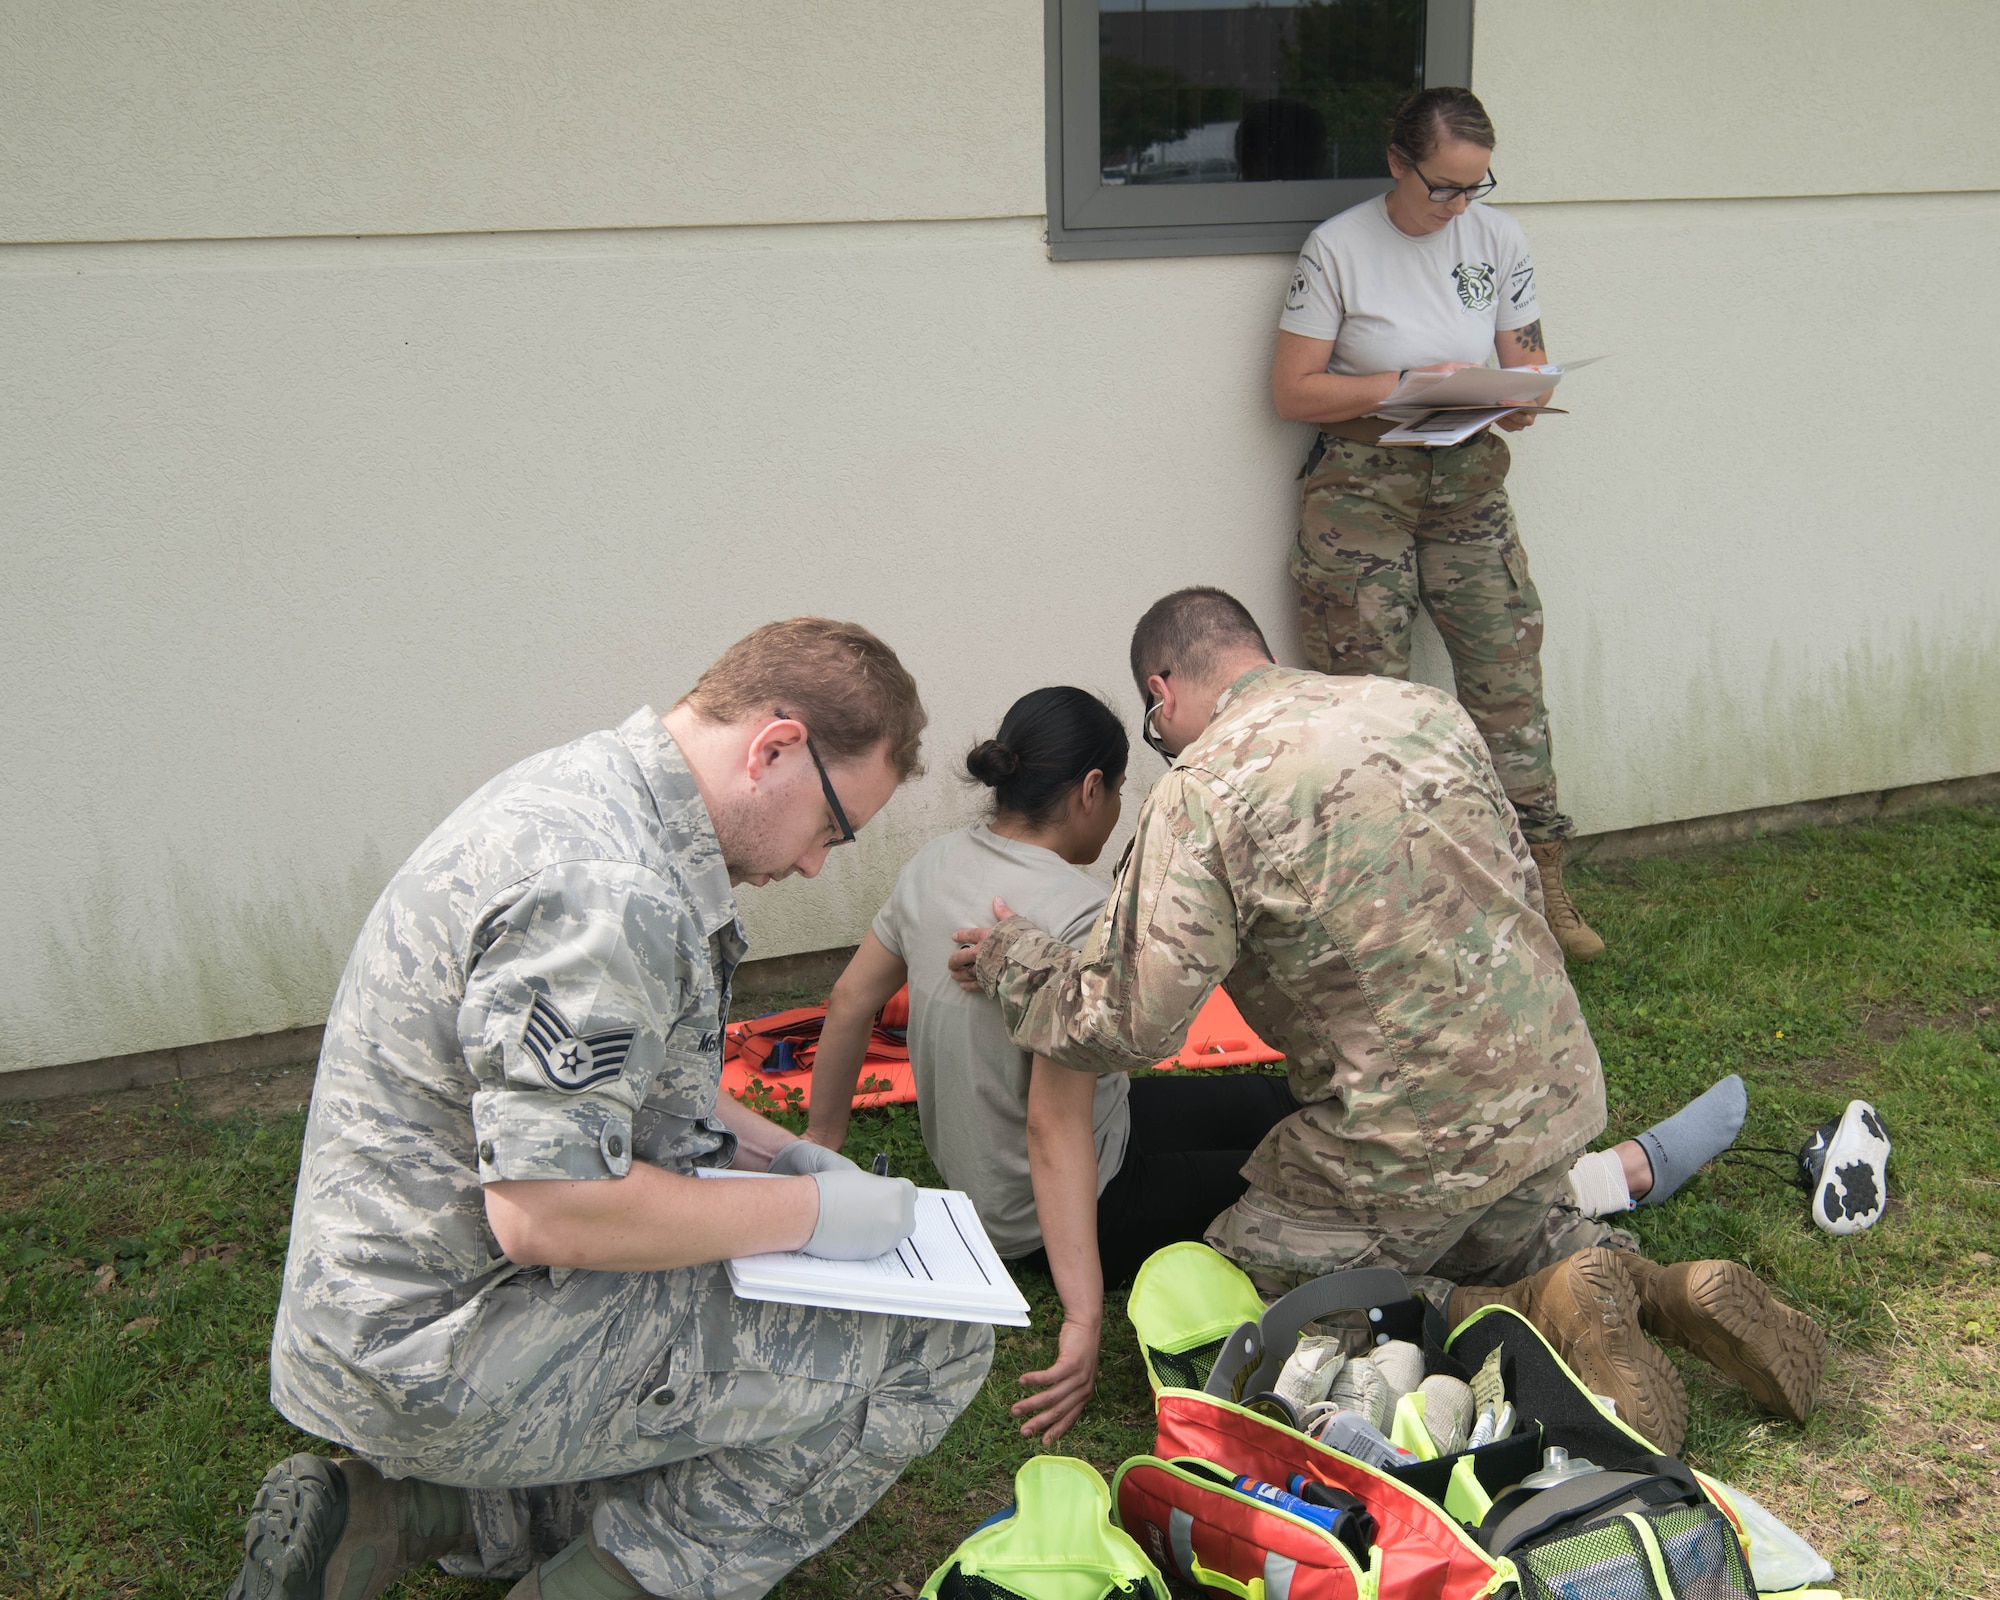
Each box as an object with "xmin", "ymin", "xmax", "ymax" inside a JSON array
[{"xmin": 1045, "ymin": 0, "xmax": 1475, "ymax": 260}]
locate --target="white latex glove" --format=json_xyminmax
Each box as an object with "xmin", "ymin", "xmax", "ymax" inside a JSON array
[
  {"xmin": 767, "ymin": 1139, "xmax": 859, "ymax": 1178},
  {"xmin": 802, "ymin": 1169, "xmax": 917, "ymax": 1260}
]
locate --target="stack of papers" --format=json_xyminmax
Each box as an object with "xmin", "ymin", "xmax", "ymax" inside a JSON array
[
  {"xmin": 1372, "ymin": 358, "xmax": 1602, "ymax": 447},
  {"xmin": 699, "ymin": 1171, "xmax": 1031, "ymax": 1326},
  {"xmin": 1376, "ymin": 407, "xmax": 1528, "ymax": 447}
]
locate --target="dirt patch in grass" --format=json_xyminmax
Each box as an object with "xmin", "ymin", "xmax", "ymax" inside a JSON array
[{"xmin": 0, "ymin": 1062, "xmax": 317, "ymax": 1212}]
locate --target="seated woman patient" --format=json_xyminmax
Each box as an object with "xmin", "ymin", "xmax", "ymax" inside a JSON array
[{"xmin": 807, "ymin": 687, "xmax": 1299, "ymax": 1444}]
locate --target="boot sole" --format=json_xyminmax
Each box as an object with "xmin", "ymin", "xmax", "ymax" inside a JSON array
[
  {"xmin": 225, "ymin": 1454, "xmax": 348, "ymax": 1600},
  {"xmin": 1544, "ymin": 1250, "xmax": 1688, "ymax": 1455},
  {"xmin": 1655, "ymin": 1261, "xmax": 1826, "ymax": 1421}
]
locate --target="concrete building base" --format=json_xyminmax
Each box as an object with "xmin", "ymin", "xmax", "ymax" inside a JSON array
[{"xmin": 6, "ymin": 772, "xmax": 1994, "ymax": 1105}]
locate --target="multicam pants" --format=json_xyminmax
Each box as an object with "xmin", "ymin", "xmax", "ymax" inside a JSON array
[
  {"xmin": 1289, "ymin": 431, "xmax": 1574, "ymax": 843},
  {"xmin": 349, "ymin": 1261, "xmax": 992, "ymax": 1597},
  {"xmin": 1208, "ymin": 1155, "xmax": 1632, "ymax": 1312}
]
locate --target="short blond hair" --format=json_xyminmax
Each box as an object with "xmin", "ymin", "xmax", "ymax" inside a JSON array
[{"xmin": 678, "ymin": 618, "xmax": 927, "ymax": 780}]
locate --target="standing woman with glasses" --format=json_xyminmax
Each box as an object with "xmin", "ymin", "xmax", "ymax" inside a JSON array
[{"xmin": 1271, "ymin": 86, "xmax": 1603, "ymax": 960}]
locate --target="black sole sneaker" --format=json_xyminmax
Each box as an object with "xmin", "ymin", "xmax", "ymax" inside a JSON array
[
  {"xmin": 225, "ymin": 1455, "xmax": 350, "ymax": 1600},
  {"xmin": 1798, "ymin": 1100, "xmax": 1890, "ymax": 1236}
]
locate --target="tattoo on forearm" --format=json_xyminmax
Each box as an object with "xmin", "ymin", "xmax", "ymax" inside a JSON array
[{"xmin": 1511, "ymin": 319, "xmax": 1546, "ymax": 357}]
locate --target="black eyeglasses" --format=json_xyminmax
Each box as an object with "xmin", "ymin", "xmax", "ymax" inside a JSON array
[
  {"xmin": 1397, "ymin": 151, "xmax": 1497, "ymax": 204},
  {"xmin": 777, "ymin": 710, "xmax": 855, "ymax": 847}
]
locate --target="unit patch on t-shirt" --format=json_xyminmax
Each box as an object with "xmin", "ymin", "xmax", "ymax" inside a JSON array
[
  {"xmin": 1285, "ymin": 257, "xmax": 1319, "ymax": 312},
  {"xmin": 1507, "ymin": 260, "xmax": 1537, "ymax": 312},
  {"xmin": 1452, "ymin": 260, "xmax": 1497, "ymax": 311}
]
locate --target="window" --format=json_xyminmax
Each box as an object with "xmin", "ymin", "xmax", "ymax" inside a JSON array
[{"xmin": 1045, "ymin": 0, "xmax": 1474, "ymax": 259}]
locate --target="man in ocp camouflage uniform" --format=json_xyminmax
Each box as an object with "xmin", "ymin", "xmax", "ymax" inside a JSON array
[
  {"xmin": 228, "ymin": 620, "xmax": 992, "ymax": 1600},
  {"xmin": 949, "ymin": 588, "xmax": 1825, "ymax": 1454}
]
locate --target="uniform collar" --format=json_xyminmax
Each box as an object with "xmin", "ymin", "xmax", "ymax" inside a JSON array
[
  {"xmin": 1208, "ymin": 661, "xmax": 1284, "ymax": 723},
  {"xmin": 617, "ymin": 707, "xmax": 741, "ymax": 940}
]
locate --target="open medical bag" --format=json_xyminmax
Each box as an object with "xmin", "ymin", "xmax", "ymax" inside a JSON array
[{"xmin": 1117, "ymin": 1243, "xmax": 1792, "ymax": 1600}]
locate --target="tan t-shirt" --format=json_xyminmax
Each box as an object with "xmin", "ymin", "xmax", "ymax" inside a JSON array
[
  {"xmin": 1279, "ymin": 194, "xmax": 1541, "ymax": 375},
  {"xmin": 871, "ymin": 822, "xmax": 1130, "ymax": 1258}
]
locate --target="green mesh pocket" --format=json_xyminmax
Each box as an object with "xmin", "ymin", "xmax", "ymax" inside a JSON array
[
  {"xmin": 936, "ymin": 1570, "xmax": 1027, "ymax": 1600},
  {"xmin": 1647, "ymin": 1507, "xmax": 1757, "ymax": 1600},
  {"xmin": 1516, "ymin": 1515, "xmax": 1662, "ymax": 1600},
  {"xmin": 1517, "ymin": 1505, "xmax": 1756, "ymax": 1600},
  {"xmin": 1146, "ymin": 1336, "xmax": 1225, "ymax": 1391},
  {"xmin": 936, "ymin": 1568, "xmax": 1035, "ymax": 1600}
]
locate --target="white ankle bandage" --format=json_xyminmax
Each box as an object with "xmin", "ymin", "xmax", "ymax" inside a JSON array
[{"xmin": 1564, "ymin": 1148, "xmax": 1634, "ymax": 1217}]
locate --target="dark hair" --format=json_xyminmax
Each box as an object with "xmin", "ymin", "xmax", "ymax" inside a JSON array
[
  {"xmin": 1128, "ymin": 587, "xmax": 1274, "ymax": 705},
  {"xmin": 965, "ymin": 687, "xmax": 1129, "ymax": 826},
  {"xmin": 678, "ymin": 617, "xmax": 927, "ymax": 780},
  {"xmin": 1386, "ymin": 86, "xmax": 1496, "ymax": 163}
]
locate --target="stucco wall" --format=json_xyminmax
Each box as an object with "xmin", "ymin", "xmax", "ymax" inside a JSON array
[
  {"xmin": 0, "ymin": 0, "xmax": 1044, "ymax": 241},
  {"xmin": 4, "ymin": 3, "xmax": 1997, "ymax": 1073}
]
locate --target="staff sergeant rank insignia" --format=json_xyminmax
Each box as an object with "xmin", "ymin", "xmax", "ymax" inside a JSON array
[{"xmin": 522, "ymin": 992, "xmax": 636, "ymax": 1091}]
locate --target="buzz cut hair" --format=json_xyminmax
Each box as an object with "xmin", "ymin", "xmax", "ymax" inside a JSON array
[
  {"xmin": 1128, "ymin": 587, "xmax": 1275, "ymax": 703},
  {"xmin": 678, "ymin": 617, "xmax": 928, "ymax": 781}
]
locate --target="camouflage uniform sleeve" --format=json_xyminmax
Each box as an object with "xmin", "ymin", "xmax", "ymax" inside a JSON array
[
  {"xmin": 973, "ymin": 771, "xmax": 1236, "ymax": 1074},
  {"xmin": 458, "ymin": 859, "xmax": 706, "ymax": 1183}
]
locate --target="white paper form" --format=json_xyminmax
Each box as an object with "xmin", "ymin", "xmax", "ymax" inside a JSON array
[
  {"xmin": 697, "ymin": 1172, "xmax": 1031, "ymax": 1326},
  {"xmin": 1376, "ymin": 356, "xmax": 1604, "ymax": 418},
  {"xmin": 1377, "ymin": 407, "xmax": 1523, "ymax": 447}
]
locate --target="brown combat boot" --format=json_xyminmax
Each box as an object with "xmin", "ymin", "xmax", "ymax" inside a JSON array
[
  {"xmin": 225, "ymin": 1455, "xmax": 473, "ymax": 1600},
  {"xmin": 1447, "ymin": 1247, "xmax": 1687, "ymax": 1453},
  {"xmin": 1529, "ymin": 841, "xmax": 1606, "ymax": 962},
  {"xmin": 1618, "ymin": 1255, "xmax": 1827, "ymax": 1422}
]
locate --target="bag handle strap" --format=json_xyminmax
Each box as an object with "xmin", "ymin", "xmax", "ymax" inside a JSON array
[
  {"xmin": 1203, "ymin": 1266, "xmax": 1412, "ymax": 1400},
  {"xmin": 1184, "ymin": 1555, "xmax": 1265, "ymax": 1600}
]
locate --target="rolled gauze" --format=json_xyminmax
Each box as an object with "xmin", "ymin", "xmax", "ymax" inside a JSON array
[
  {"xmin": 1326, "ymin": 1352, "xmax": 1392, "ymax": 1431},
  {"xmin": 1274, "ymin": 1337, "xmax": 1347, "ymax": 1412},
  {"xmin": 1369, "ymin": 1339, "xmax": 1426, "ymax": 1401},
  {"xmin": 1418, "ymin": 1374, "xmax": 1477, "ymax": 1456}
]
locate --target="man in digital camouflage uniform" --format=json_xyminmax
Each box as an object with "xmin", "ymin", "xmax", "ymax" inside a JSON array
[
  {"xmin": 949, "ymin": 588, "xmax": 1824, "ymax": 1454},
  {"xmin": 229, "ymin": 619, "xmax": 993, "ymax": 1600}
]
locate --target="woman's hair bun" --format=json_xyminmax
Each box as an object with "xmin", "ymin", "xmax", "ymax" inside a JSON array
[{"xmin": 965, "ymin": 739, "xmax": 1021, "ymax": 787}]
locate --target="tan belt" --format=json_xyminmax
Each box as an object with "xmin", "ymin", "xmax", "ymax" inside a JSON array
[{"xmin": 1317, "ymin": 417, "xmax": 1394, "ymax": 444}]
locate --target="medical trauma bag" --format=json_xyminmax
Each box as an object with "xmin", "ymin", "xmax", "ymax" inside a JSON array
[
  {"xmin": 1118, "ymin": 1244, "xmax": 1772, "ymax": 1600},
  {"xmin": 919, "ymin": 1454, "xmax": 1169, "ymax": 1600}
]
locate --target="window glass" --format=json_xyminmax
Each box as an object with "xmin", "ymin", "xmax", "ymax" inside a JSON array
[{"xmin": 1098, "ymin": 0, "xmax": 1424, "ymax": 188}]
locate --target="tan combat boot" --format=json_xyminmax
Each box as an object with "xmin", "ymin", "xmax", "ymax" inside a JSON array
[
  {"xmin": 227, "ymin": 1456, "xmax": 473, "ymax": 1600},
  {"xmin": 1618, "ymin": 1255, "xmax": 1827, "ymax": 1422},
  {"xmin": 1529, "ymin": 842, "xmax": 1606, "ymax": 962},
  {"xmin": 1447, "ymin": 1247, "xmax": 1687, "ymax": 1454}
]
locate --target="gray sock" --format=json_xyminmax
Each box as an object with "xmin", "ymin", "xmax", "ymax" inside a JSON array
[{"xmin": 1635, "ymin": 1074, "xmax": 1747, "ymax": 1206}]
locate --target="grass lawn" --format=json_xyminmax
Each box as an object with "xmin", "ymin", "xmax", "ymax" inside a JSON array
[{"xmin": 3, "ymin": 805, "xmax": 1998, "ymax": 1599}]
